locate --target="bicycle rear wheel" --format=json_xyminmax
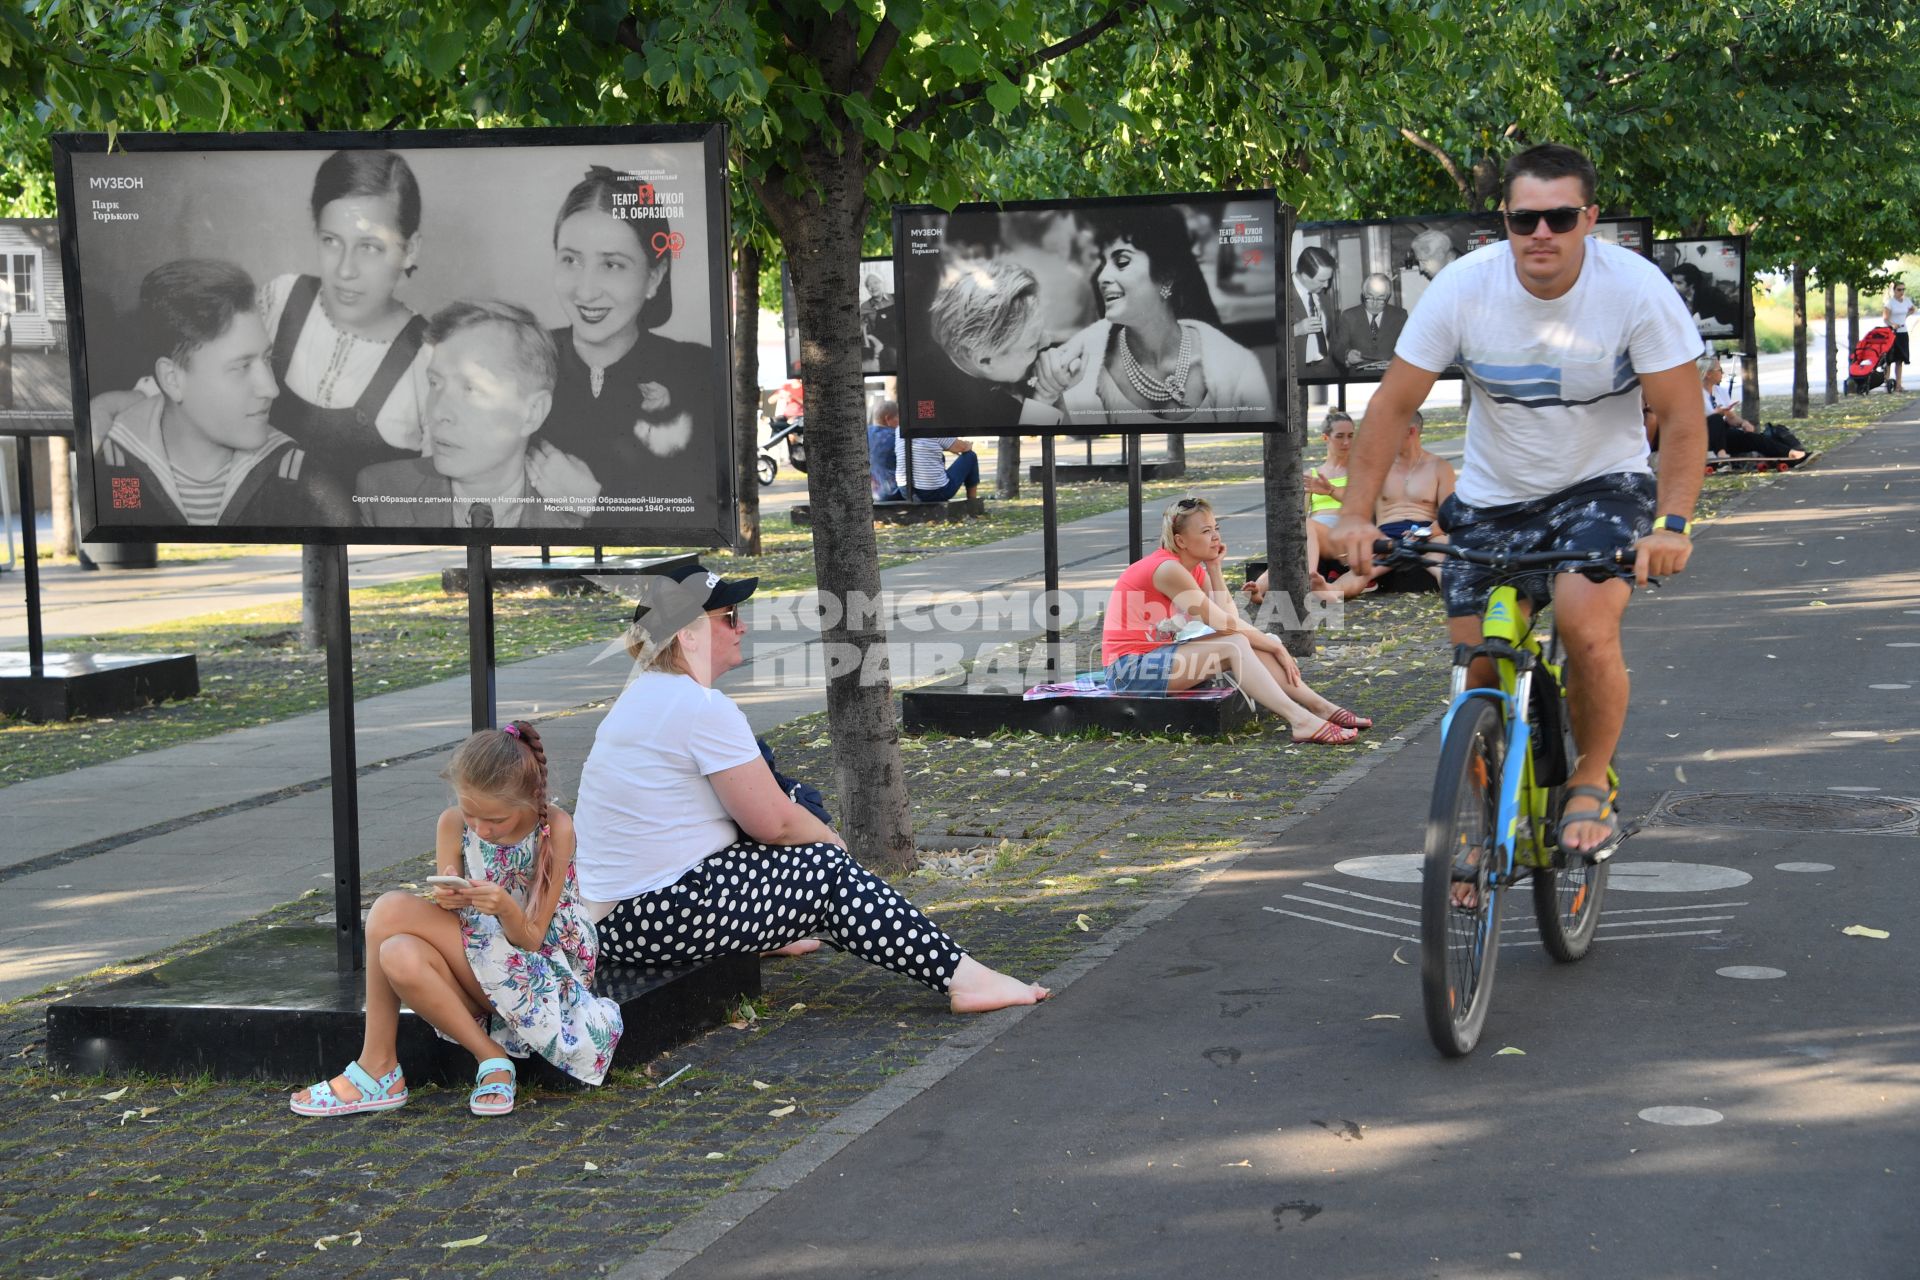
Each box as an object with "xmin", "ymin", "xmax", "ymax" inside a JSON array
[{"xmin": 1421, "ymin": 697, "xmax": 1506, "ymax": 1057}]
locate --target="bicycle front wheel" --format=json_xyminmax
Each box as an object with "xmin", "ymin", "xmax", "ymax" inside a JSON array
[{"xmin": 1421, "ymin": 697, "xmax": 1505, "ymax": 1057}]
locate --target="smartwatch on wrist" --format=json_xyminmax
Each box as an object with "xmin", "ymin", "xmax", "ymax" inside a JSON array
[{"xmin": 1656, "ymin": 514, "xmax": 1692, "ymax": 536}]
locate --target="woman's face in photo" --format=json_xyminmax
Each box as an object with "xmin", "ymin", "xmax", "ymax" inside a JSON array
[
  {"xmin": 314, "ymin": 194, "xmax": 417, "ymax": 327},
  {"xmin": 1096, "ymin": 237, "xmax": 1165, "ymax": 327},
  {"xmin": 553, "ymin": 208, "xmax": 660, "ymax": 343}
]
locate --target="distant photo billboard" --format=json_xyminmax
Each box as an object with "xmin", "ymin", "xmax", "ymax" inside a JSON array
[
  {"xmin": 783, "ymin": 255, "xmax": 898, "ymax": 378},
  {"xmin": 53, "ymin": 125, "xmax": 734, "ymax": 546},
  {"xmin": 1654, "ymin": 236, "xmax": 1749, "ymax": 348},
  {"xmin": 894, "ymin": 191, "xmax": 1280, "ymax": 436},
  {"xmin": 0, "ymin": 219, "xmax": 73, "ymax": 437},
  {"xmin": 1288, "ymin": 211, "xmax": 1657, "ymax": 383},
  {"xmin": 1288, "ymin": 212, "xmax": 1501, "ymax": 384}
]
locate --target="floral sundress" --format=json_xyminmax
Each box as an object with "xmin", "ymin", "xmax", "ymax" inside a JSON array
[{"xmin": 455, "ymin": 823, "xmax": 623, "ymax": 1085}]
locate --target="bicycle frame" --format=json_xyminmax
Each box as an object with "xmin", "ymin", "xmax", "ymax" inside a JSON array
[{"xmin": 1436, "ymin": 585, "xmax": 1560, "ymax": 883}]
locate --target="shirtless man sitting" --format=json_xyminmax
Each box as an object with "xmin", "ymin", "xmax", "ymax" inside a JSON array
[{"xmin": 1374, "ymin": 409, "xmax": 1456, "ymax": 586}]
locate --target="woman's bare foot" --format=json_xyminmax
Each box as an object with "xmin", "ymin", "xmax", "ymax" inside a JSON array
[
  {"xmin": 947, "ymin": 955, "xmax": 1050, "ymax": 1013},
  {"xmin": 762, "ymin": 939, "xmax": 822, "ymax": 957}
]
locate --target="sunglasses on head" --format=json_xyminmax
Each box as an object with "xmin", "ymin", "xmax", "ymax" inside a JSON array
[
  {"xmin": 1503, "ymin": 205, "xmax": 1589, "ymax": 235},
  {"xmin": 1174, "ymin": 496, "xmax": 1204, "ymax": 510}
]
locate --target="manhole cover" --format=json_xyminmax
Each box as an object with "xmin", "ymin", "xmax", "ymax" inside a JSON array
[{"xmin": 1644, "ymin": 792, "xmax": 1920, "ymax": 836}]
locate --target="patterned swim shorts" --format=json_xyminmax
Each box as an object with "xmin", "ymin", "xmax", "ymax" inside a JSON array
[{"xmin": 1437, "ymin": 471, "xmax": 1656, "ymax": 618}]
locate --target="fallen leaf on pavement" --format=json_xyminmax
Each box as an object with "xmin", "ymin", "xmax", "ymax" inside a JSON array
[
  {"xmin": 1220, "ymin": 1159, "xmax": 1252, "ymax": 1167},
  {"xmin": 768, "ymin": 1105, "xmax": 796, "ymax": 1118},
  {"xmin": 1365, "ymin": 1014, "xmax": 1401, "ymax": 1021},
  {"xmin": 1842, "ymin": 925, "xmax": 1890, "ymax": 939},
  {"xmin": 440, "ymin": 1235, "xmax": 488, "ymax": 1250},
  {"xmin": 1390, "ymin": 947, "xmax": 1409, "ymax": 965},
  {"xmin": 97, "ymin": 1087, "xmax": 129, "ymax": 1102},
  {"xmin": 1494, "ymin": 1047, "xmax": 1526, "ymax": 1056},
  {"xmin": 750, "ymin": 1080, "xmax": 772, "ymax": 1091},
  {"xmin": 1073, "ymin": 914, "xmax": 1092, "ymax": 932},
  {"xmin": 583, "ymin": 1161, "xmax": 598, "ymax": 1172}
]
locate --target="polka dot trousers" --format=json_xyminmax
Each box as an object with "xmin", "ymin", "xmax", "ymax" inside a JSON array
[{"xmin": 597, "ymin": 840, "xmax": 965, "ymax": 993}]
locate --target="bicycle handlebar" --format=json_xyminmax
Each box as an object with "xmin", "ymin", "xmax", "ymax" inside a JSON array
[{"xmin": 1371, "ymin": 537, "xmax": 1636, "ymax": 571}]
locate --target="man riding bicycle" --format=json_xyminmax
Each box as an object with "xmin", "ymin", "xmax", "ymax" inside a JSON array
[{"xmin": 1333, "ymin": 144, "xmax": 1708, "ymax": 862}]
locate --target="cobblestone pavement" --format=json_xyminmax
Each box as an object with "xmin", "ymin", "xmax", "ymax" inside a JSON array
[{"xmin": 0, "ymin": 587, "xmax": 1450, "ymax": 1280}]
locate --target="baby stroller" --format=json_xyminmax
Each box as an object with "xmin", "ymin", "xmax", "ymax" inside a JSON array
[{"xmin": 1848, "ymin": 326, "xmax": 1897, "ymax": 394}]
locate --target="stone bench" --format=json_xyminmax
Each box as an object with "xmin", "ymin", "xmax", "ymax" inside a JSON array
[
  {"xmin": 791, "ymin": 498, "xmax": 986, "ymax": 527},
  {"xmin": 47, "ymin": 924, "xmax": 758, "ymax": 1086},
  {"xmin": 901, "ymin": 671, "xmax": 1254, "ymax": 738}
]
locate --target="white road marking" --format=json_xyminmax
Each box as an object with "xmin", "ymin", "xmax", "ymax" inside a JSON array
[
  {"xmin": 1638, "ymin": 1106, "xmax": 1724, "ymax": 1126},
  {"xmin": 1717, "ymin": 966, "xmax": 1786, "ymax": 979},
  {"xmin": 1775, "ymin": 862, "xmax": 1835, "ymax": 873},
  {"xmin": 1261, "ymin": 906, "xmax": 1416, "ymax": 943}
]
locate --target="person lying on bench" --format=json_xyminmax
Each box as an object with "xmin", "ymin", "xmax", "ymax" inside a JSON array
[
  {"xmin": 1102, "ymin": 496, "xmax": 1367, "ymax": 744},
  {"xmin": 570, "ymin": 563, "xmax": 1048, "ymax": 1013}
]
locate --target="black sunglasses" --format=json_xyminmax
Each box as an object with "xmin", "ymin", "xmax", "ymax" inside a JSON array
[
  {"xmin": 1503, "ymin": 205, "xmax": 1589, "ymax": 235},
  {"xmin": 707, "ymin": 605, "xmax": 740, "ymax": 628},
  {"xmin": 1174, "ymin": 496, "xmax": 1205, "ymax": 510}
]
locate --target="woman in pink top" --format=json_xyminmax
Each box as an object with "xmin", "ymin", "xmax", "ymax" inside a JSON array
[{"xmin": 1101, "ymin": 496, "xmax": 1367, "ymax": 744}]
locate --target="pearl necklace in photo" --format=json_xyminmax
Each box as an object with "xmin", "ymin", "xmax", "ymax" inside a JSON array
[{"xmin": 1118, "ymin": 325, "xmax": 1194, "ymax": 406}]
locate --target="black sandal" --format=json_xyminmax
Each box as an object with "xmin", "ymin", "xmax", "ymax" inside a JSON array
[{"xmin": 1557, "ymin": 785, "xmax": 1623, "ymax": 863}]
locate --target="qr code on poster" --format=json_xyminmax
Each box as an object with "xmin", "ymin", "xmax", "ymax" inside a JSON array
[{"xmin": 111, "ymin": 476, "xmax": 141, "ymax": 509}]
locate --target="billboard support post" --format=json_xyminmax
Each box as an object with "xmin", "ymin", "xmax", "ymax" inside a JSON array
[
  {"xmin": 1125, "ymin": 433, "xmax": 1143, "ymax": 564},
  {"xmin": 16, "ymin": 440, "xmax": 44, "ymax": 675},
  {"xmin": 319, "ymin": 544, "xmax": 362, "ymax": 972},
  {"xmin": 1041, "ymin": 434, "xmax": 1060, "ymax": 676},
  {"xmin": 466, "ymin": 545, "xmax": 496, "ymax": 732}
]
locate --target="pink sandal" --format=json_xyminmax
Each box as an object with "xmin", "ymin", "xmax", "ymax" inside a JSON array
[
  {"xmin": 1327, "ymin": 707, "xmax": 1372, "ymax": 730},
  {"xmin": 1294, "ymin": 720, "xmax": 1358, "ymax": 746}
]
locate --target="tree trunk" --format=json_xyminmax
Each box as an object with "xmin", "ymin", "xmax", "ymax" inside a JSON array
[
  {"xmin": 1847, "ymin": 283, "xmax": 1859, "ymax": 357},
  {"xmin": 1791, "ymin": 263, "xmax": 1809, "ymax": 419},
  {"xmin": 301, "ymin": 546, "xmax": 326, "ymax": 650},
  {"xmin": 47, "ymin": 435, "xmax": 76, "ymax": 556},
  {"xmin": 995, "ymin": 435, "xmax": 1021, "ymax": 498},
  {"xmin": 776, "ymin": 151, "xmax": 915, "ymax": 876},
  {"xmin": 1823, "ymin": 281, "xmax": 1837, "ymax": 406},
  {"xmin": 1164, "ymin": 432, "xmax": 1185, "ymax": 471},
  {"xmin": 732, "ymin": 238, "xmax": 763, "ymax": 555},
  {"xmin": 1269, "ymin": 204, "xmax": 1308, "ymax": 658},
  {"xmin": 1741, "ymin": 283, "xmax": 1760, "ymax": 421}
]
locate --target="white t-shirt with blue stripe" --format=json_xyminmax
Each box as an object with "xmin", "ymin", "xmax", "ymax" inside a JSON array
[{"xmin": 1395, "ymin": 237, "xmax": 1701, "ymax": 506}]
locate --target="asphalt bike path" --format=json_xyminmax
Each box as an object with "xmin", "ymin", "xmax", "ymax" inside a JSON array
[{"xmin": 667, "ymin": 406, "xmax": 1918, "ymax": 1279}]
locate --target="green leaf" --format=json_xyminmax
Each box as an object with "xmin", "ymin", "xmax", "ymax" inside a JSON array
[
  {"xmin": 984, "ymin": 75, "xmax": 1019, "ymax": 117},
  {"xmin": 169, "ymin": 70, "xmax": 222, "ymax": 123},
  {"xmin": 899, "ymin": 130, "xmax": 930, "ymax": 162},
  {"xmin": 423, "ymin": 29, "xmax": 465, "ymax": 78}
]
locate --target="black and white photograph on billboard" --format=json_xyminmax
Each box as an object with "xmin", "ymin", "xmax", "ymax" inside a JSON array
[
  {"xmin": 1654, "ymin": 236, "xmax": 1748, "ymax": 345},
  {"xmin": 52, "ymin": 125, "xmax": 733, "ymax": 546},
  {"xmin": 1289, "ymin": 212, "xmax": 1501, "ymax": 383},
  {"xmin": 0, "ymin": 219, "xmax": 73, "ymax": 437},
  {"xmin": 894, "ymin": 191, "xmax": 1279, "ymax": 436},
  {"xmin": 783, "ymin": 255, "xmax": 898, "ymax": 378}
]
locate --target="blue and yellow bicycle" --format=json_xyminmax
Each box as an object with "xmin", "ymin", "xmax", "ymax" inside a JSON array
[{"xmin": 1374, "ymin": 536, "xmax": 1632, "ymax": 1057}]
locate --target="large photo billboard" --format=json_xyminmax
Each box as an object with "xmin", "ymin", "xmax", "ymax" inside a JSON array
[
  {"xmin": 1289, "ymin": 211, "xmax": 1655, "ymax": 384},
  {"xmin": 894, "ymin": 191, "xmax": 1280, "ymax": 436},
  {"xmin": 0, "ymin": 219, "xmax": 73, "ymax": 437},
  {"xmin": 783, "ymin": 256, "xmax": 898, "ymax": 378},
  {"xmin": 1654, "ymin": 236, "xmax": 1749, "ymax": 349},
  {"xmin": 53, "ymin": 125, "xmax": 734, "ymax": 546}
]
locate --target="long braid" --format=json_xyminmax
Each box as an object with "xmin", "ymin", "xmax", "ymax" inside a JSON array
[{"xmin": 508, "ymin": 720, "xmax": 554, "ymax": 909}]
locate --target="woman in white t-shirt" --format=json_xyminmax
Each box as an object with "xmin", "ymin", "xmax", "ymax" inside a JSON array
[
  {"xmin": 1883, "ymin": 281, "xmax": 1914, "ymax": 392},
  {"xmin": 571, "ymin": 564, "xmax": 1050, "ymax": 1014}
]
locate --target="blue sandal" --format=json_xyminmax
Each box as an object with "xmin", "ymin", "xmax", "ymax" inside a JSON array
[
  {"xmin": 291, "ymin": 1060, "xmax": 408, "ymax": 1117},
  {"xmin": 470, "ymin": 1057, "xmax": 517, "ymax": 1116}
]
